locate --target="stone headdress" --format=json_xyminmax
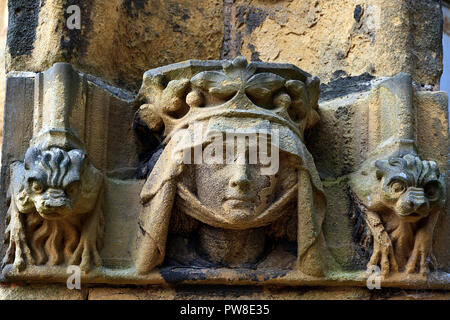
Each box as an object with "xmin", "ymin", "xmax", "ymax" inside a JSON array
[{"xmin": 135, "ymin": 57, "xmax": 333, "ymax": 277}]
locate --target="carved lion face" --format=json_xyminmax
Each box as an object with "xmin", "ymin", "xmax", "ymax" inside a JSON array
[
  {"xmin": 15, "ymin": 147, "xmax": 87, "ymax": 220},
  {"xmin": 374, "ymin": 154, "xmax": 445, "ymax": 222}
]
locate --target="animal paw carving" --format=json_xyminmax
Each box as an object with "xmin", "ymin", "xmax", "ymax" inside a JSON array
[
  {"xmin": 368, "ymin": 231, "xmax": 399, "ymax": 277},
  {"xmin": 2, "ymin": 204, "xmax": 35, "ymax": 272},
  {"xmin": 68, "ymin": 195, "xmax": 104, "ymax": 272},
  {"xmin": 405, "ymin": 230, "xmax": 433, "ymax": 275},
  {"xmin": 69, "ymin": 231, "xmax": 102, "ymax": 272}
]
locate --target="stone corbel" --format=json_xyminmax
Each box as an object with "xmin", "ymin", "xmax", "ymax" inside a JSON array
[
  {"xmin": 2, "ymin": 63, "xmax": 104, "ymax": 275},
  {"xmin": 134, "ymin": 57, "xmax": 335, "ymax": 277},
  {"xmin": 349, "ymin": 74, "xmax": 447, "ymax": 277}
]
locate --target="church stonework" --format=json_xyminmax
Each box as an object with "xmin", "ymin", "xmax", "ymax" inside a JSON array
[
  {"xmin": 0, "ymin": 1, "xmax": 449, "ymax": 300},
  {"xmin": 134, "ymin": 57, "xmax": 332, "ymax": 277}
]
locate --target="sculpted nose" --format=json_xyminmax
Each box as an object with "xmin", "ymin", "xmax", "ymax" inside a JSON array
[
  {"xmin": 229, "ymin": 165, "xmax": 250, "ymax": 190},
  {"xmin": 43, "ymin": 188, "xmax": 71, "ymax": 210},
  {"xmin": 406, "ymin": 187, "xmax": 429, "ymax": 213},
  {"xmin": 47, "ymin": 188, "xmax": 65, "ymax": 198}
]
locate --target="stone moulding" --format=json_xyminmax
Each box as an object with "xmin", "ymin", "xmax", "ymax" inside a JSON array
[
  {"xmin": 0, "ymin": 61, "xmax": 449, "ymax": 290},
  {"xmin": 2, "ymin": 266, "xmax": 450, "ymax": 289}
]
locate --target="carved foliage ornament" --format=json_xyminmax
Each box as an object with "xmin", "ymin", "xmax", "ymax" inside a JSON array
[{"xmin": 136, "ymin": 56, "xmax": 321, "ymax": 141}]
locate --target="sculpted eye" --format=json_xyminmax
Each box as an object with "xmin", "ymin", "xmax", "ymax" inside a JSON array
[
  {"xmin": 389, "ymin": 180, "xmax": 407, "ymax": 195},
  {"xmin": 66, "ymin": 181, "xmax": 81, "ymax": 197},
  {"xmin": 424, "ymin": 181, "xmax": 440, "ymax": 202},
  {"xmin": 31, "ymin": 180, "xmax": 44, "ymax": 194}
]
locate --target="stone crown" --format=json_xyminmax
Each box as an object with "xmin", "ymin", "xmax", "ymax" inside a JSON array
[{"xmin": 136, "ymin": 57, "xmax": 321, "ymax": 143}]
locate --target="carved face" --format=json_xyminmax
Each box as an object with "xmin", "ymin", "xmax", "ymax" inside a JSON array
[
  {"xmin": 194, "ymin": 142, "xmax": 279, "ymax": 226},
  {"xmin": 374, "ymin": 154, "xmax": 445, "ymax": 222},
  {"xmin": 16, "ymin": 147, "xmax": 86, "ymax": 220}
]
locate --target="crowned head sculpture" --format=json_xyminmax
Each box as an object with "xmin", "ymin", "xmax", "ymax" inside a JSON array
[{"xmin": 134, "ymin": 57, "xmax": 334, "ymax": 277}]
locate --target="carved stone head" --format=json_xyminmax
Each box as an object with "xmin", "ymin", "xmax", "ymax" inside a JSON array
[
  {"xmin": 372, "ymin": 154, "xmax": 445, "ymax": 222},
  {"xmin": 134, "ymin": 57, "xmax": 334, "ymax": 276},
  {"xmin": 13, "ymin": 146, "xmax": 100, "ymax": 220}
]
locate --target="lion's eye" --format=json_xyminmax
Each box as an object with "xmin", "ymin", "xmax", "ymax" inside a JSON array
[
  {"xmin": 66, "ymin": 181, "xmax": 80, "ymax": 197},
  {"xmin": 31, "ymin": 180, "xmax": 44, "ymax": 194},
  {"xmin": 424, "ymin": 182, "xmax": 440, "ymax": 202},
  {"xmin": 389, "ymin": 180, "xmax": 406, "ymax": 195}
]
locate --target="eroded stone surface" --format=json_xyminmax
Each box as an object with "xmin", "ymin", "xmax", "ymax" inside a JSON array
[
  {"xmin": 0, "ymin": 284, "xmax": 87, "ymax": 300},
  {"xmin": 5, "ymin": 1, "xmax": 443, "ymax": 93},
  {"xmin": 227, "ymin": 0, "xmax": 443, "ymax": 87},
  {"xmin": 6, "ymin": 0, "xmax": 223, "ymax": 92},
  {"xmin": 0, "ymin": 62, "xmax": 448, "ymax": 292}
]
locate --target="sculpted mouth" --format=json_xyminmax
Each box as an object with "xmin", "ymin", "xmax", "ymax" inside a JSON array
[
  {"xmin": 398, "ymin": 211, "xmax": 423, "ymax": 220},
  {"xmin": 223, "ymin": 198, "xmax": 255, "ymax": 211},
  {"xmin": 225, "ymin": 197, "xmax": 255, "ymax": 202},
  {"xmin": 223, "ymin": 196, "xmax": 256, "ymax": 208},
  {"xmin": 38, "ymin": 211, "xmax": 62, "ymax": 219},
  {"xmin": 38, "ymin": 204, "xmax": 73, "ymax": 219}
]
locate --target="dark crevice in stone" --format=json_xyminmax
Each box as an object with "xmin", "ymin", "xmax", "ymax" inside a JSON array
[
  {"xmin": 132, "ymin": 113, "xmax": 164, "ymax": 179},
  {"xmin": 354, "ymin": 4, "xmax": 363, "ymax": 22},
  {"xmin": 82, "ymin": 72, "xmax": 135, "ymax": 101},
  {"xmin": 240, "ymin": 6, "xmax": 268, "ymax": 34},
  {"xmin": 7, "ymin": 0, "xmax": 41, "ymax": 57},
  {"xmin": 221, "ymin": 0, "xmax": 235, "ymax": 59},
  {"xmin": 412, "ymin": 81, "xmax": 439, "ymax": 92},
  {"xmin": 247, "ymin": 43, "xmax": 261, "ymax": 62},
  {"xmin": 319, "ymin": 72, "xmax": 375, "ymax": 102},
  {"xmin": 123, "ymin": 0, "xmax": 148, "ymax": 18}
]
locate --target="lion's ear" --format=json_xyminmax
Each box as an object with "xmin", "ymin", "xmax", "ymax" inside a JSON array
[
  {"xmin": 24, "ymin": 146, "xmax": 41, "ymax": 170},
  {"xmin": 10, "ymin": 162, "xmax": 35, "ymax": 214},
  {"xmin": 375, "ymin": 160, "xmax": 389, "ymax": 180}
]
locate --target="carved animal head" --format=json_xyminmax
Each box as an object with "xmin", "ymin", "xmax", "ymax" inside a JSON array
[
  {"xmin": 372, "ymin": 154, "xmax": 445, "ymax": 222},
  {"xmin": 14, "ymin": 146, "xmax": 95, "ymax": 220}
]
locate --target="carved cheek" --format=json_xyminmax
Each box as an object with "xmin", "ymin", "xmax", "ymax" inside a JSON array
[
  {"xmin": 15, "ymin": 189, "xmax": 35, "ymax": 213},
  {"xmin": 395, "ymin": 193, "xmax": 412, "ymax": 214}
]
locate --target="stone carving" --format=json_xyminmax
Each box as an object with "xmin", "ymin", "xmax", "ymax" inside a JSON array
[
  {"xmin": 350, "ymin": 153, "xmax": 446, "ymax": 276},
  {"xmin": 134, "ymin": 57, "xmax": 335, "ymax": 277},
  {"xmin": 1, "ymin": 63, "xmax": 105, "ymax": 273},
  {"xmin": 3, "ymin": 146, "xmax": 103, "ymax": 271}
]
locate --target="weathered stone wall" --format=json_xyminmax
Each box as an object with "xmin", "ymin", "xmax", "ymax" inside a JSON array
[
  {"xmin": 6, "ymin": 0, "xmax": 223, "ymax": 92},
  {"xmin": 1, "ymin": 284, "xmax": 450, "ymax": 300},
  {"xmin": 0, "ymin": 0, "xmax": 7, "ymax": 154},
  {"xmin": 224, "ymin": 0, "xmax": 443, "ymax": 87},
  {"xmin": 0, "ymin": 0, "xmax": 448, "ymax": 301},
  {"xmin": 5, "ymin": 0, "xmax": 444, "ymax": 92}
]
